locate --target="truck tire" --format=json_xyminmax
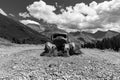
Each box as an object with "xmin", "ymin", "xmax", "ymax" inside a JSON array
[
  {"xmin": 64, "ymin": 44, "xmax": 70, "ymax": 57},
  {"xmin": 69, "ymin": 42, "xmax": 76, "ymax": 55},
  {"xmin": 40, "ymin": 42, "xmax": 56, "ymax": 56}
]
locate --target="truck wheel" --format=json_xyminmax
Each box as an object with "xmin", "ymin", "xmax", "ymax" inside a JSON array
[
  {"xmin": 64, "ymin": 44, "xmax": 70, "ymax": 57},
  {"xmin": 40, "ymin": 42, "xmax": 56, "ymax": 56},
  {"xmin": 70, "ymin": 42, "xmax": 83, "ymax": 55},
  {"xmin": 69, "ymin": 42, "xmax": 76, "ymax": 55}
]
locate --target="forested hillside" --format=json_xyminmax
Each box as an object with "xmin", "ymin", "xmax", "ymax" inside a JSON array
[{"xmin": 82, "ymin": 34, "xmax": 120, "ymax": 51}]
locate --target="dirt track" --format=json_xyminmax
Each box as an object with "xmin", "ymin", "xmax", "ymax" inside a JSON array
[{"xmin": 0, "ymin": 45, "xmax": 120, "ymax": 80}]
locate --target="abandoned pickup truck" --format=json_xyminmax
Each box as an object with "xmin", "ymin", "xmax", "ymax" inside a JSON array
[{"xmin": 40, "ymin": 32, "xmax": 82, "ymax": 57}]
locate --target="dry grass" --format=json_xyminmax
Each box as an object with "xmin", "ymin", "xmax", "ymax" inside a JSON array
[{"xmin": 0, "ymin": 44, "xmax": 120, "ymax": 80}]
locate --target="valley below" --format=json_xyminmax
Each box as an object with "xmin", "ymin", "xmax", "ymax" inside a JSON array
[{"xmin": 0, "ymin": 44, "xmax": 120, "ymax": 80}]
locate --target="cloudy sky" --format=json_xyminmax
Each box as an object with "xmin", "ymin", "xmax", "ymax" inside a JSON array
[{"xmin": 1, "ymin": 0, "xmax": 120, "ymax": 33}]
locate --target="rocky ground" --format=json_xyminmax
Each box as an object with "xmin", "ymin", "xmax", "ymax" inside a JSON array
[{"xmin": 0, "ymin": 44, "xmax": 120, "ymax": 80}]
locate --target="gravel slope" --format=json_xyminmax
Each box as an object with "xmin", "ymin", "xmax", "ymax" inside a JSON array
[{"xmin": 0, "ymin": 45, "xmax": 120, "ymax": 80}]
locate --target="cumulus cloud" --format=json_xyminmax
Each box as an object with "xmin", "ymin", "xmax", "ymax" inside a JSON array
[
  {"xmin": 27, "ymin": 0, "xmax": 59, "ymax": 23},
  {"xmin": 0, "ymin": 8, "xmax": 7, "ymax": 16},
  {"xmin": 24, "ymin": 0, "xmax": 120, "ymax": 32},
  {"xmin": 19, "ymin": 12, "xmax": 30, "ymax": 18},
  {"xmin": 20, "ymin": 19, "xmax": 40, "ymax": 25}
]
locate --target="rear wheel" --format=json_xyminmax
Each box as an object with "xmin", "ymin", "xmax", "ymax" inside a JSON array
[
  {"xmin": 70, "ymin": 42, "xmax": 83, "ymax": 55},
  {"xmin": 68, "ymin": 42, "xmax": 83, "ymax": 55}
]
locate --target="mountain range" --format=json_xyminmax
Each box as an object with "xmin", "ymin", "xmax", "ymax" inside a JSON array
[
  {"xmin": 0, "ymin": 14, "xmax": 49, "ymax": 44},
  {"xmin": 70, "ymin": 30, "xmax": 119, "ymax": 44},
  {"xmin": 90, "ymin": 30, "xmax": 119, "ymax": 40},
  {"xmin": 0, "ymin": 13, "xmax": 119, "ymax": 45}
]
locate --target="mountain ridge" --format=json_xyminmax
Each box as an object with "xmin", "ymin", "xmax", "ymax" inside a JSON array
[
  {"xmin": 70, "ymin": 30, "xmax": 119, "ymax": 44},
  {"xmin": 0, "ymin": 14, "xmax": 50, "ymax": 44}
]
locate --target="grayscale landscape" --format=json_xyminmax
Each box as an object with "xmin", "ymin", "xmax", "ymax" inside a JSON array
[{"xmin": 0, "ymin": 0, "xmax": 120, "ymax": 80}]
